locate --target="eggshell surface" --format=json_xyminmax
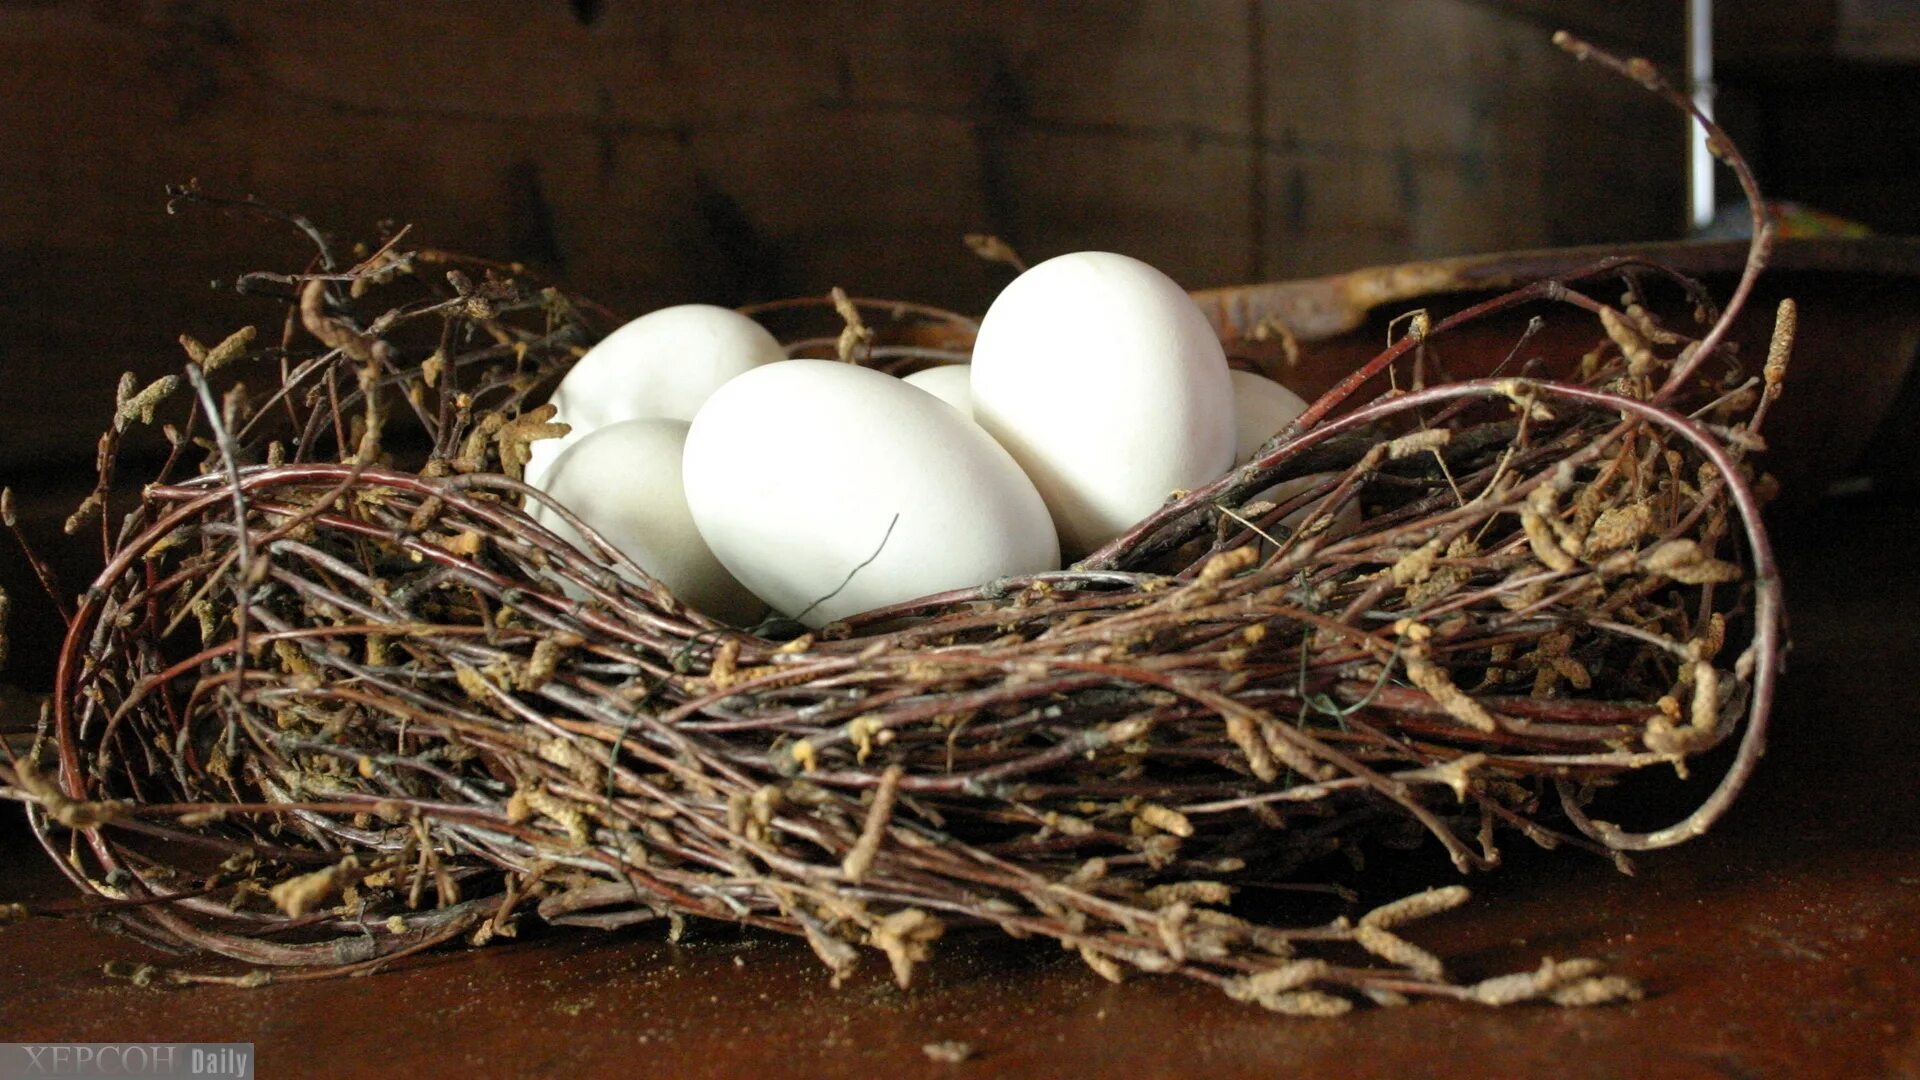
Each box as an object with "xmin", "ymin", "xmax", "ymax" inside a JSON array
[
  {"xmin": 1230, "ymin": 369, "xmax": 1311, "ymax": 465},
  {"xmin": 902, "ymin": 365, "xmax": 973, "ymax": 415},
  {"xmin": 683, "ymin": 360, "xmax": 1060, "ymax": 627},
  {"xmin": 969, "ymin": 251, "xmax": 1235, "ymax": 557},
  {"xmin": 531, "ymin": 418, "xmax": 762, "ymax": 624},
  {"xmin": 525, "ymin": 305, "xmax": 784, "ymax": 487}
]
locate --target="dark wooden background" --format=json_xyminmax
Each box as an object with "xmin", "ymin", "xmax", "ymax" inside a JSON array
[
  {"xmin": 6, "ymin": 1, "xmax": 1916, "ymax": 479},
  {"xmin": 5, "ymin": 4, "xmax": 1920, "ymax": 1073},
  {"xmin": 0, "ymin": 0, "xmax": 1690, "ymax": 475}
]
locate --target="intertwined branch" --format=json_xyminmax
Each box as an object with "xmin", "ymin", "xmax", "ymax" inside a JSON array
[{"xmin": 1, "ymin": 36, "xmax": 1785, "ymax": 1013}]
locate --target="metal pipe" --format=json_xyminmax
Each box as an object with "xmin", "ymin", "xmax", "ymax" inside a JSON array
[{"xmin": 1689, "ymin": 0, "xmax": 1717, "ymax": 230}]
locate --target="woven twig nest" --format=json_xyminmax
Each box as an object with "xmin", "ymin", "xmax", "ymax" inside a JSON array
[{"xmin": 5, "ymin": 38, "xmax": 1786, "ymax": 1013}]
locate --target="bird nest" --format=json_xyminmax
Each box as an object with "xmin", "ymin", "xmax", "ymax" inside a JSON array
[{"xmin": 3, "ymin": 37, "xmax": 1787, "ymax": 1014}]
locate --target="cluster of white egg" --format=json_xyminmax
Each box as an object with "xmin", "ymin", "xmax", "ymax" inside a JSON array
[{"xmin": 524, "ymin": 251, "xmax": 1333, "ymax": 629}]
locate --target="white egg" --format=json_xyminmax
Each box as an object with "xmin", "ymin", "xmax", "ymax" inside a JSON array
[
  {"xmin": 683, "ymin": 360, "xmax": 1060, "ymax": 627},
  {"xmin": 902, "ymin": 364, "xmax": 972, "ymax": 415},
  {"xmin": 969, "ymin": 251, "xmax": 1235, "ymax": 557},
  {"xmin": 1230, "ymin": 369, "xmax": 1311, "ymax": 465},
  {"xmin": 530, "ymin": 418, "xmax": 763, "ymax": 625},
  {"xmin": 1224, "ymin": 373, "xmax": 1354, "ymax": 537},
  {"xmin": 525, "ymin": 304, "xmax": 784, "ymax": 487}
]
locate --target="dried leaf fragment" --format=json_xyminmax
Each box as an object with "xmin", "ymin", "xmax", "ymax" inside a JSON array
[
  {"xmin": 1399, "ymin": 623, "xmax": 1499, "ymax": 733},
  {"xmin": 1521, "ymin": 485, "xmax": 1578, "ymax": 573},
  {"xmin": 114, "ymin": 374, "xmax": 179, "ymax": 431},
  {"xmin": 181, "ymin": 325, "xmax": 257, "ymax": 372},
  {"xmin": 538, "ymin": 736, "xmax": 605, "ymax": 790},
  {"xmin": 922, "ymin": 1041, "xmax": 974, "ymax": 1065},
  {"xmin": 1197, "ymin": 544, "xmax": 1259, "ymax": 587},
  {"xmin": 1078, "ymin": 946, "xmax": 1125, "ymax": 984},
  {"xmin": 964, "ymin": 232, "xmax": 1027, "ymax": 271},
  {"xmin": 1550, "ymin": 975, "xmax": 1643, "ymax": 1006},
  {"xmin": 1360, "ymin": 885, "xmax": 1470, "ymax": 929},
  {"xmin": 1143, "ymin": 880, "xmax": 1233, "ymax": 908},
  {"xmin": 269, "ymin": 856, "xmax": 361, "ymax": 917},
  {"xmin": 1640, "ymin": 539, "xmax": 1741, "ymax": 584},
  {"xmin": 1353, "ymin": 923, "xmax": 1445, "ymax": 979},
  {"xmin": 1601, "ymin": 305, "xmax": 1659, "ymax": 378},
  {"xmin": 1137, "ymin": 803, "xmax": 1194, "ymax": 838},
  {"xmin": 1477, "ymin": 954, "xmax": 1640, "ymax": 1006},
  {"xmin": 453, "ymin": 662, "xmax": 495, "ymax": 702},
  {"xmin": 523, "ymin": 784, "xmax": 593, "ymax": 845},
  {"xmin": 1584, "ymin": 502, "xmax": 1651, "ymax": 556},
  {"xmin": 12, "ymin": 759, "xmax": 125, "ymax": 828},
  {"xmin": 1260, "ymin": 990, "xmax": 1354, "ymax": 1017},
  {"xmin": 496, "ymin": 403, "xmax": 569, "ymax": 481},
  {"xmin": 1764, "ymin": 298, "xmax": 1796, "ymax": 398},
  {"xmin": 1391, "ymin": 537, "xmax": 1445, "ymax": 586},
  {"xmin": 1222, "ymin": 958, "xmax": 1330, "ymax": 1004},
  {"xmin": 871, "ymin": 906, "xmax": 944, "ymax": 988},
  {"xmin": 1225, "ymin": 712, "xmax": 1277, "ymax": 781},
  {"xmin": 1386, "ymin": 428, "xmax": 1450, "ymax": 459},
  {"xmin": 799, "ymin": 915, "xmax": 861, "ymax": 987},
  {"xmin": 830, "ymin": 286, "xmax": 872, "ymax": 363},
  {"xmin": 841, "ymin": 765, "xmax": 903, "ymax": 882}
]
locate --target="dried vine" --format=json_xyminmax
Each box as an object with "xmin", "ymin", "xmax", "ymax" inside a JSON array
[{"xmin": 0, "ymin": 37, "xmax": 1785, "ymax": 1014}]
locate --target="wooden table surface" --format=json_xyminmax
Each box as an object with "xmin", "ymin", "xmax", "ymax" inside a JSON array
[{"xmin": 3, "ymin": 498, "xmax": 1918, "ymax": 1079}]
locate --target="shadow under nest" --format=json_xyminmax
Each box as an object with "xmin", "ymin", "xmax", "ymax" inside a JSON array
[{"xmin": 2, "ymin": 37, "xmax": 1786, "ymax": 1017}]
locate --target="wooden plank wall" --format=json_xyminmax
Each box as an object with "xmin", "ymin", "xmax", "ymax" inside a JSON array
[{"xmin": 0, "ymin": 0, "xmax": 1681, "ymax": 472}]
